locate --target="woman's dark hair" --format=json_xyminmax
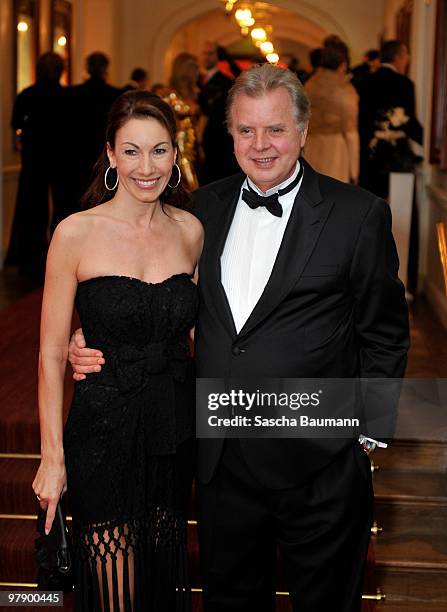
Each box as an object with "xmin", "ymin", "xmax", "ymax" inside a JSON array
[
  {"xmin": 320, "ymin": 46, "xmax": 347, "ymax": 71},
  {"xmin": 82, "ymin": 90, "xmax": 190, "ymax": 209},
  {"xmin": 323, "ymin": 35, "xmax": 350, "ymax": 70}
]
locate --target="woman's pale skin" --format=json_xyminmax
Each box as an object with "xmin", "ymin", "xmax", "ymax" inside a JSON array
[{"xmin": 32, "ymin": 116, "xmax": 204, "ymax": 536}]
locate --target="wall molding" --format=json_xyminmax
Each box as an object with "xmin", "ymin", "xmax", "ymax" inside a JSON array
[
  {"xmin": 2, "ymin": 164, "xmax": 20, "ymax": 178},
  {"xmin": 427, "ymin": 184, "xmax": 447, "ymax": 213},
  {"xmin": 425, "ymin": 278, "xmax": 447, "ymax": 330}
]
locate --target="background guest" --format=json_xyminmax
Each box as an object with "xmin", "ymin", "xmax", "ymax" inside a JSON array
[
  {"xmin": 282, "ymin": 53, "xmax": 310, "ymax": 84},
  {"xmin": 68, "ymin": 52, "xmax": 122, "ymax": 202},
  {"xmin": 308, "ymin": 47, "xmax": 322, "ymax": 79},
  {"xmin": 359, "ymin": 40, "xmax": 423, "ymax": 198},
  {"xmin": 304, "ymin": 45, "xmax": 359, "ymax": 183},
  {"xmin": 166, "ymin": 52, "xmax": 202, "ymax": 190},
  {"xmin": 5, "ymin": 52, "xmax": 74, "ymax": 279},
  {"xmin": 122, "ymin": 67, "xmax": 149, "ymax": 91},
  {"xmin": 351, "ymin": 49, "xmax": 380, "ymax": 93},
  {"xmin": 198, "ymin": 41, "xmax": 240, "ymax": 184}
]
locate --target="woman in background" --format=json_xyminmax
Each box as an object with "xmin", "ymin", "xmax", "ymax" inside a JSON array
[
  {"xmin": 304, "ymin": 44, "xmax": 359, "ymax": 184},
  {"xmin": 166, "ymin": 53, "xmax": 202, "ymax": 190}
]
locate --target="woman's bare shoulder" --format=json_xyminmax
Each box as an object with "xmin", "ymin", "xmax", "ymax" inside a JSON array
[
  {"xmin": 53, "ymin": 204, "xmax": 110, "ymax": 241},
  {"xmin": 165, "ymin": 205, "xmax": 204, "ymax": 239}
]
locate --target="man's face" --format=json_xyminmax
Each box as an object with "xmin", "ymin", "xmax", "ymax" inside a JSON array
[
  {"xmin": 368, "ymin": 58, "xmax": 380, "ymax": 73},
  {"xmin": 202, "ymin": 43, "xmax": 218, "ymax": 70},
  {"xmin": 230, "ymin": 88, "xmax": 307, "ymax": 193}
]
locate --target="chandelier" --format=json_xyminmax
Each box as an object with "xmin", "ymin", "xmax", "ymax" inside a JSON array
[{"xmin": 219, "ymin": 1, "xmax": 280, "ymax": 64}]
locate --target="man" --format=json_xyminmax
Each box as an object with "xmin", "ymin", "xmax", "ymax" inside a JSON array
[
  {"xmin": 359, "ymin": 40, "xmax": 423, "ymax": 197},
  {"xmin": 122, "ymin": 67, "xmax": 149, "ymax": 92},
  {"xmin": 198, "ymin": 41, "xmax": 240, "ymax": 184},
  {"xmin": 70, "ymin": 65, "xmax": 409, "ymax": 611},
  {"xmin": 351, "ymin": 49, "xmax": 380, "ymax": 94},
  {"xmin": 68, "ymin": 52, "xmax": 122, "ymax": 201},
  {"xmin": 5, "ymin": 52, "xmax": 73, "ymax": 278},
  {"xmin": 283, "ymin": 53, "xmax": 310, "ymax": 84}
]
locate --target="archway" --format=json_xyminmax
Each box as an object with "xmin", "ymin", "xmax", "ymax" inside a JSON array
[{"xmin": 148, "ymin": 0, "xmax": 350, "ymax": 82}]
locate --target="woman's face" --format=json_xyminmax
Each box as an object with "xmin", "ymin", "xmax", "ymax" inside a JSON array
[{"xmin": 107, "ymin": 117, "xmax": 176, "ymax": 205}]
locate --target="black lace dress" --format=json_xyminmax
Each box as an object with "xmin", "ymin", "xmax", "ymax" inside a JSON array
[{"xmin": 63, "ymin": 273, "xmax": 198, "ymax": 611}]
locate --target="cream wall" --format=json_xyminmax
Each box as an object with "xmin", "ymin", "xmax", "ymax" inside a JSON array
[
  {"xmin": 407, "ymin": 0, "xmax": 447, "ymax": 327},
  {"xmin": 74, "ymin": 0, "xmax": 122, "ymax": 84}
]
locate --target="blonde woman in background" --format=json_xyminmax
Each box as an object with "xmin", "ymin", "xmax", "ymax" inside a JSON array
[
  {"xmin": 166, "ymin": 53, "xmax": 202, "ymax": 190},
  {"xmin": 304, "ymin": 45, "xmax": 359, "ymax": 184}
]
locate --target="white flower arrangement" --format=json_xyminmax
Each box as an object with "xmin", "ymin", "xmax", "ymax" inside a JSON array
[{"xmin": 370, "ymin": 107, "xmax": 410, "ymax": 149}]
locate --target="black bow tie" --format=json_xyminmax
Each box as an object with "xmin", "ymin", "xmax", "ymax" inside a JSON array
[{"xmin": 241, "ymin": 163, "xmax": 304, "ymax": 218}]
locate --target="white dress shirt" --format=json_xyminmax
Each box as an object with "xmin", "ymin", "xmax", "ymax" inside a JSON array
[{"xmin": 221, "ymin": 161, "xmax": 302, "ymax": 334}]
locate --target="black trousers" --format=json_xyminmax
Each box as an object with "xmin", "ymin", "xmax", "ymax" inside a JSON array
[{"xmin": 196, "ymin": 439, "xmax": 374, "ymax": 612}]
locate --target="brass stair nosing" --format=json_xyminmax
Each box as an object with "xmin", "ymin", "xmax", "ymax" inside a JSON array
[
  {"xmin": 0, "ymin": 453, "xmax": 40, "ymax": 459},
  {"xmin": 0, "ymin": 583, "xmax": 385, "ymax": 599},
  {"xmin": 0, "ymin": 514, "xmax": 198, "ymax": 525}
]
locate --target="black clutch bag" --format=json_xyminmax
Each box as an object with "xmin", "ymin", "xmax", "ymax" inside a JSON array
[{"xmin": 34, "ymin": 497, "xmax": 74, "ymax": 592}]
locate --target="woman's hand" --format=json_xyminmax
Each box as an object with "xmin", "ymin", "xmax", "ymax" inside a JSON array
[{"xmin": 32, "ymin": 457, "xmax": 67, "ymax": 535}]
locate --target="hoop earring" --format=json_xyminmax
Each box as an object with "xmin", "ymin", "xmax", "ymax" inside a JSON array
[
  {"xmin": 104, "ymin": 166, "xmax": 119, "ymax": 191},
  {"xmin": 168, "ymin": 163, "xmax": 181, "ymax": 189}
]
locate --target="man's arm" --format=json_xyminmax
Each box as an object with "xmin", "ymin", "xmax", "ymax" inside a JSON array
[
  {"xmin": 350, "ymin": 197, "xmax": 409, "ymax": 377},
  {"xmin": 349, "ymin": 197, "xmax": 410, "ymax": 443}
]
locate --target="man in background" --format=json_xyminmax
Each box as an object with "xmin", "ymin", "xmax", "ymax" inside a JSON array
[
  {"xmin": 198, "ymin": 41, "xmax": 240, "ymax": 184},
  {"xmin": 122, "ymin": 67, "xmax": 149, "ymax": 92},
  {"xmin": 351, "ymin": 49, "xmax": 380, "ymax": 93},
  {"xmin": 68, "ymin": 52, "xmax": 121, "ymax": 201},
  {"xmin": 5, "ymin": 53, "xmax": 73, "ymax": 279},
  {"xmin": 359, "ymin": 40, "xmax": 423, "ymax": 197}
]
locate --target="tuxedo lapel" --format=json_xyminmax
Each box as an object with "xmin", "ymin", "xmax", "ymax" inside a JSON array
[
  {"xmin": 201, "ymin": 174, "xmax": 245, "ymax": 337},
  {"xmin": 238, "ymin": 161, "xmax": 334, "ymax": 339}
]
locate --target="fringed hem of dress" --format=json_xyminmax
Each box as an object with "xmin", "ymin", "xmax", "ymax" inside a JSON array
[{"xmin": 72, "ymin": 509, "xmax": 191, "ymax": 612}]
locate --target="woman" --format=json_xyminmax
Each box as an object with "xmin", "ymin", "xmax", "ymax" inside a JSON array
[
  {"xmin": 32, "ymin": 91, "xmax": 203, "ymax": 611},
  {"xmin": 165, "ymin": 53, "xmax": 202, "ymax": 190},
  {"xmin": 304, "ymin": 45, "xmax": 359, "ymax": 183}
]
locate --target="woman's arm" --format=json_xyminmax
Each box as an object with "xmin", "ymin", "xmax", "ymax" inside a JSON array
[{"xmin": 32, "ymin": 218, "xmax": 81, "ymax": 534}]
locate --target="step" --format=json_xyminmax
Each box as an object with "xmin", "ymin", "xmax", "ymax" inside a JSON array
[
  {"xmin": 373, "ymin": 470, "xmax": 447, "ymax": 535},
  {"xmin": 0, "ymin": 518, "xmax": 201, "ymax": 586},
  {"xmin": 0, "ymin": 459, "xmax": 40, "ymax": 515},
  {"xmin": 373, "ymin": 440, "xmax": 447, "ymax": 473},
  {"xmin": 0, "ymin": 517, "xmax": 378, "ymax": 610},
  {"xmin": 375, "ymin": 533, "xmax": 447, "ymax": 602},
  {"xmin": 0, "ymin": 458, "xmax": 197, "ymax": 521},
  {"xmin": 377, "ymin": 604, "xmax": 447, "ymax": 611}
]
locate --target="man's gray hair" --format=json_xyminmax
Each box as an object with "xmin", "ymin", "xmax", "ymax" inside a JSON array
[{"xmin": 226, "ymin": 63, "xmax": 311, "ymax": 131}]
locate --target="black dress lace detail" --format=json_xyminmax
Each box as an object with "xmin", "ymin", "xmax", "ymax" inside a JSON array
[{"xmin": 63, "ymin": 274, "xmax": 198, "ymax": 611}]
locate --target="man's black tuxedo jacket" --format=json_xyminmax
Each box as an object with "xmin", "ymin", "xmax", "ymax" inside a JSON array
[
  {"xmin": 191, "ymin": 160, "xmax": 409, "ymax": 488},
  {"xmin": 198, "ymin": 71, "xmax": 239, "ymax": 182},
  {"xmin": 359, "ymin": 66, "xmax": 423, "ymax": 146}
]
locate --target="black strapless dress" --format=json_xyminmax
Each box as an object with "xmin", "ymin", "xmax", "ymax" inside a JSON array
[{"xmin": 63, "ymin": 273, "xmax": 198, "ymax": 611}]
